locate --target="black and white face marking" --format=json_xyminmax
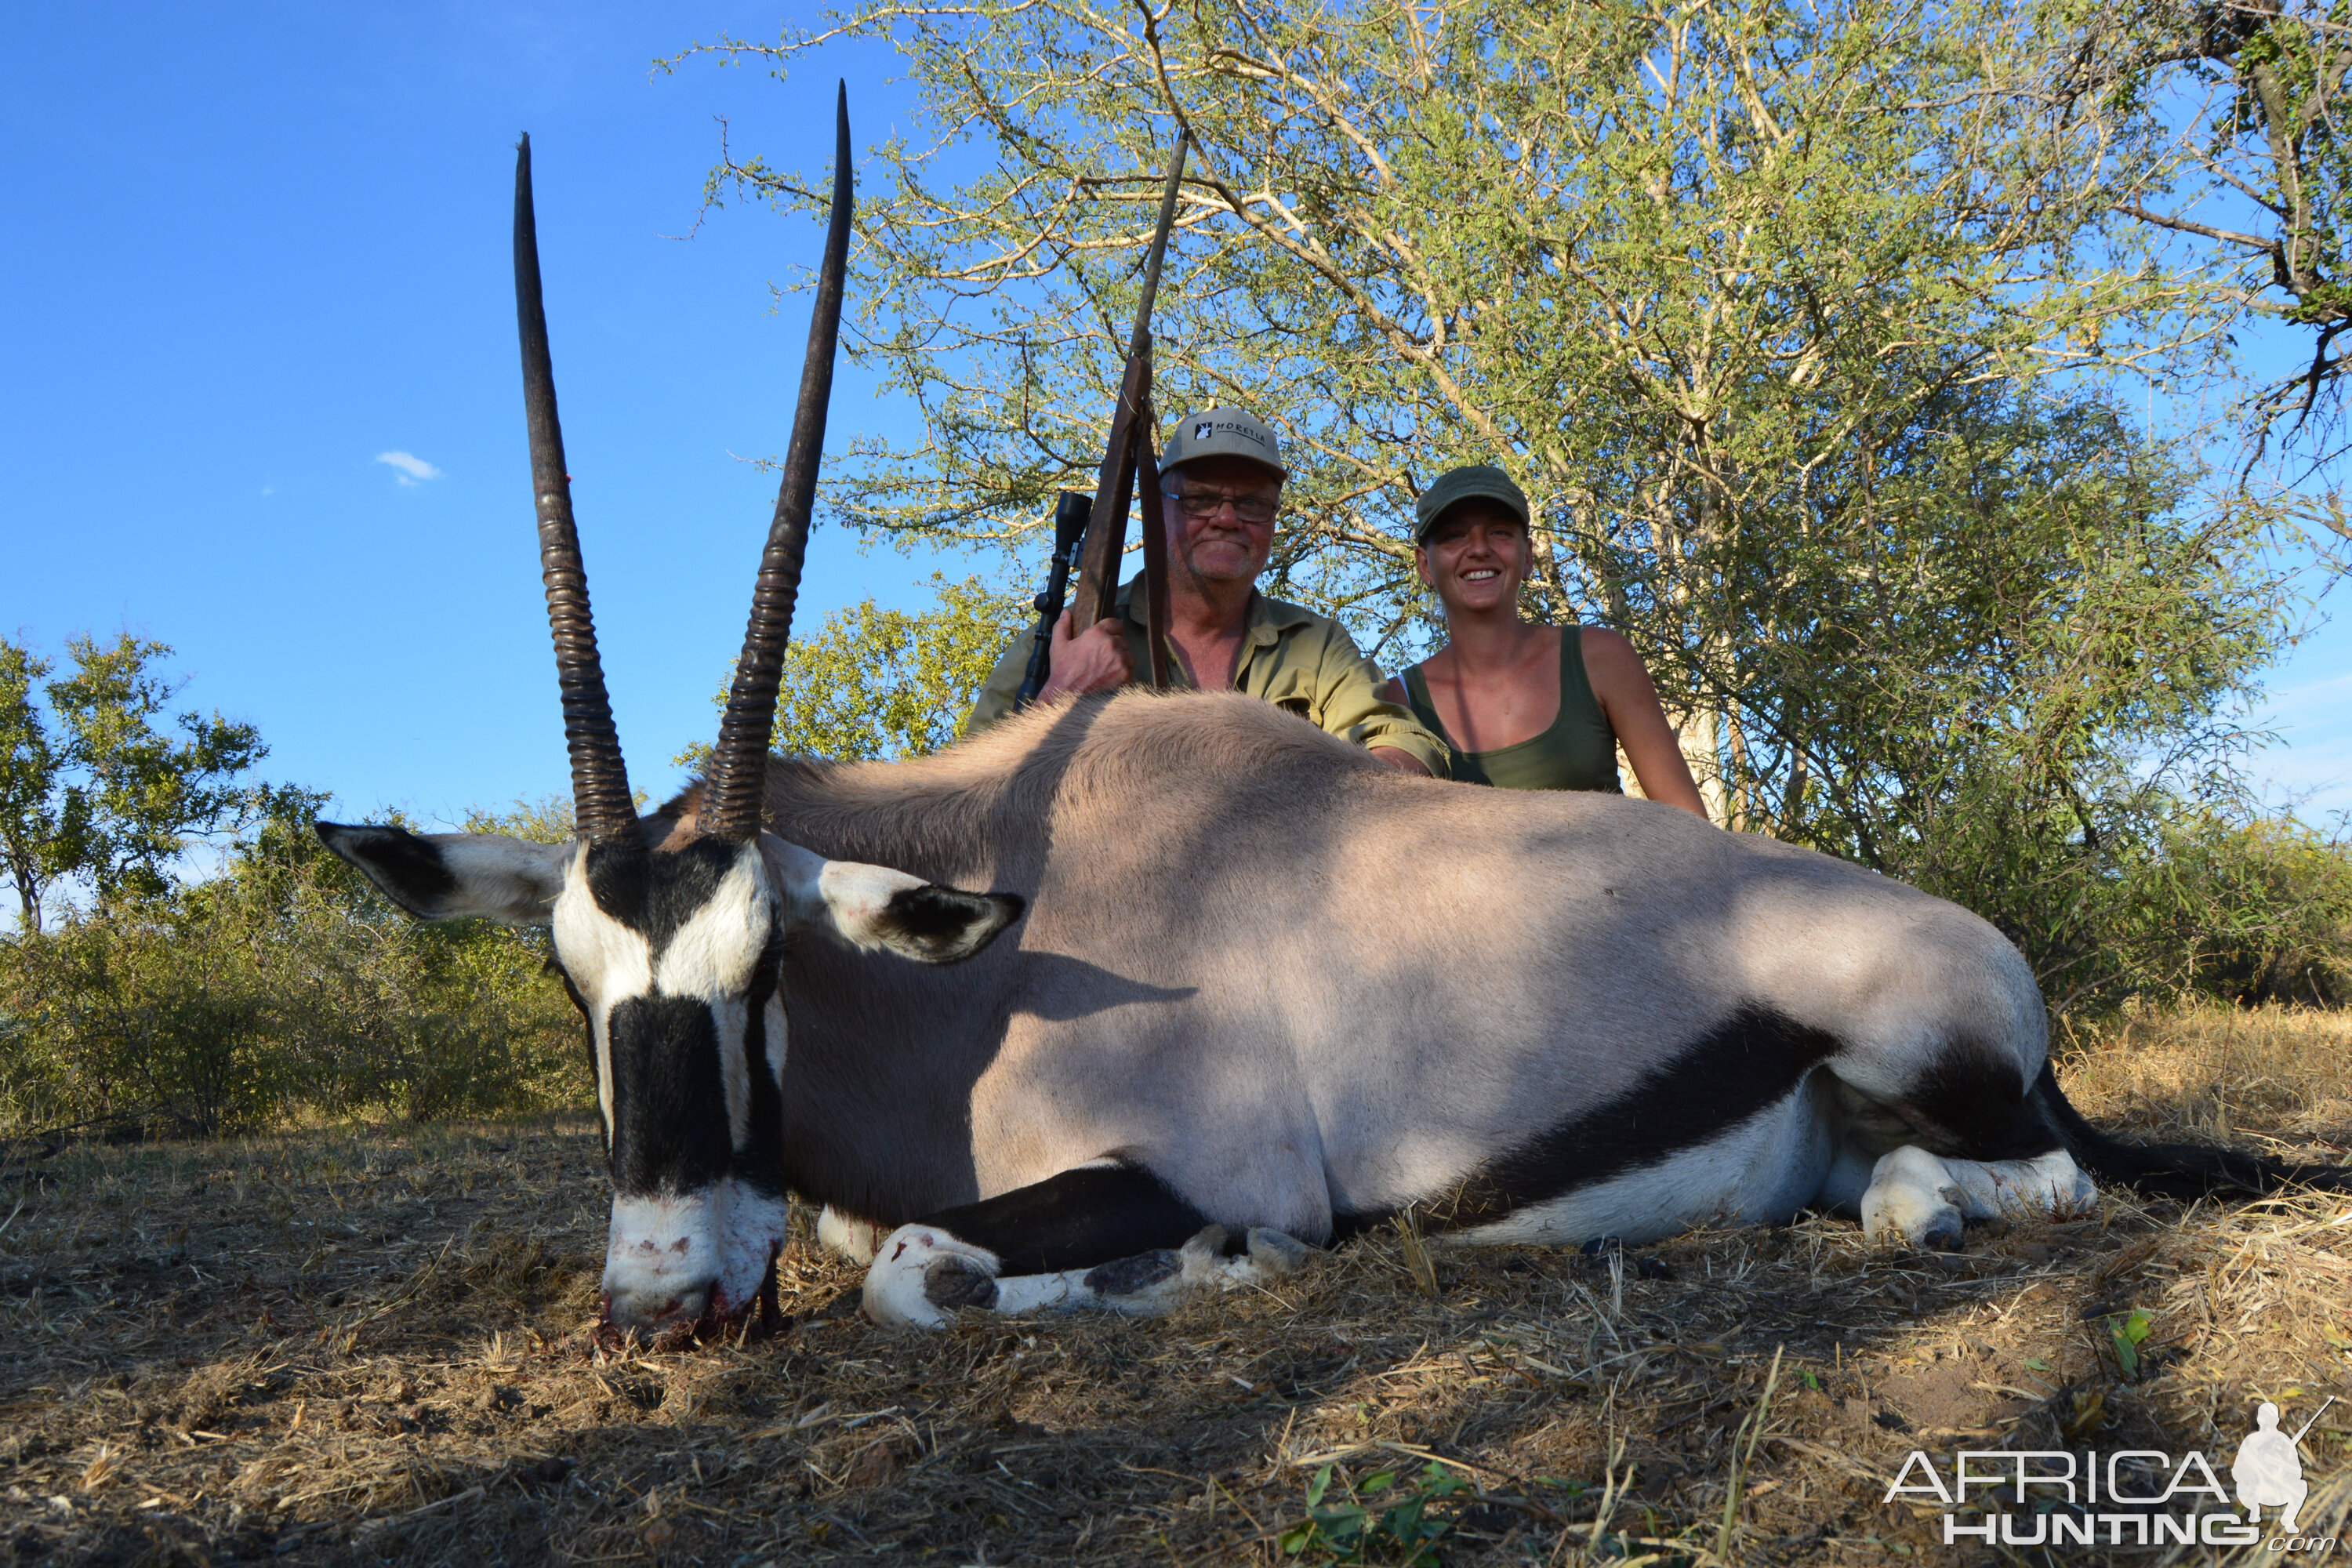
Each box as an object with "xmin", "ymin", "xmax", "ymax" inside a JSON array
[
  {"xmin": 553, "ymin": 835, "xmax": 790, "ymax": 1331},
  {"xmin": 314, "ymin": 816, "xmax": 1025, "ymax": 1334},
  {"xmin": 550, "ymin": 834, "xmax": 1028, "ymax": 1332}
]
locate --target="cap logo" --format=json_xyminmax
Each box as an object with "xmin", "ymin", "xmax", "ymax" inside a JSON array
[{"xmin": 1194, "ymin": 422, "xmax": 1214, "ymax": 440}]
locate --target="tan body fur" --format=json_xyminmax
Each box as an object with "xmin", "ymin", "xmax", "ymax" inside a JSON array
[{"xmin": 646, "ymin": 688, "xmax": 2051, "ymax": 1246}]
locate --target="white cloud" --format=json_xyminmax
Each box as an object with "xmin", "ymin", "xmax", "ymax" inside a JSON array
[{"xmin": 375, "ymin": 450, "xmax": 443, "ymax": 487}]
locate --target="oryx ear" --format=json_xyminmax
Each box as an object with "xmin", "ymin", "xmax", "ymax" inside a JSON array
[
  {"xmin": 316, "ymin": 822, "xmax": 572, "ymax": 926},
  {"xmin": 761, "ymin": 838, "xmax": 1024, "ymax": 964}
]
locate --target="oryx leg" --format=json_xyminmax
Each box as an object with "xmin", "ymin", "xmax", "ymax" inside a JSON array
[
  {"xmin": 1820, "ymin": 1140, "xmax": 2096, "ymax": 1250},
  {"xmin": 1829, "ymin": 1145, "xmax": 2096, "ymax": 1249},
  {"xmin": 816, "ymin": 1206, "xmax": 881, "ymax": 1265},
  {"xmin": 859, "ymin": 1163, "xmax": 1308, "ymax": 1329},
  {"xmin": 1821, "ymin": 1030, "xmax": 2099, "ymax": 1247}
]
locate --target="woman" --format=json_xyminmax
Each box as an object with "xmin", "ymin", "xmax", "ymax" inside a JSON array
[{"xmin": 1376, "ymin": 465, "xmax": 1710, "ymax": 815}]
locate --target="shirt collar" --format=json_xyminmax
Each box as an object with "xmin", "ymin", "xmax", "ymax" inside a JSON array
[{"xmin": 1118, "ymin": 576, "xmax": 1309, "ymax": 647}]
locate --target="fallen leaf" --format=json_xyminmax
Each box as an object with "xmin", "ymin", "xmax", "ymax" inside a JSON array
[{"xmin": 845, "ymin": 1441, "xmax": 900, "ymax": 1487}]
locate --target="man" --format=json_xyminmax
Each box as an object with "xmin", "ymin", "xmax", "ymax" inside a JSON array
[
  {"xmin": 2233, "ymin": 1402, "xmax": 2310, "ymax": 1533},
  {"xmin": 964, "ymin": 408, "xmax": 1447, "ymax": 776}
]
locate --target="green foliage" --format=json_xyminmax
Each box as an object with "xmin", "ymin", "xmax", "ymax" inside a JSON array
[
  {"xmin": 2109, "ymin": 1308, "xmax": 2155, "ymax": 1379},
  {"xmin": 463, "ymin": 793, "xmax": 579, "ymax": 844},
  {"xmin": 0, "ymin": 789, "xmax": 588, "ymax": 1137},
  {"xmin": 1277, "ymin": 1463, "xmax": 1468, "ymax": 1566},
  {"xmin": 0, "ymin": 633, "xmax": 264, "ymax": 933},
  {"xmin": 677, "ymin": 573, "xmax": 1023, "ymax": 771},
  {"xmin": 0, "ymin": 641, "xmax": 60, "ymax": 937},
  {"xmin": 693, "ymin": 0, "xmax": 2201, "ymax": 560},
  {"xmin": 2140, "ymin": 812, "xmax": 2352, "ymax": 1007},
  {"xmin": 1709, "ymin": 387, "xmax": 2323, "ymax": 1011}
]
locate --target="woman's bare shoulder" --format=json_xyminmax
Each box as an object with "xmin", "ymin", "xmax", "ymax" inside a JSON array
[
  {"xmin": 1577, "ymin": 626, "xmax": 1657, "ymax": 691},
  {"xmin": 1576, "ymin": 625, "xmax": 1639, "ymax": 665}
]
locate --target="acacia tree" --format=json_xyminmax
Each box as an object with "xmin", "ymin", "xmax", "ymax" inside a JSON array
[
  {"xmin": 0, "ymin": 634, "xmax": 265, "ymax": 933},
  {"xmin": 2093, "ymin": 0, "xmax": 2352, "ymax": 479},
  {"xmin": 680, "ymin": 0, "xmax": 2303, "ymax": 999}
]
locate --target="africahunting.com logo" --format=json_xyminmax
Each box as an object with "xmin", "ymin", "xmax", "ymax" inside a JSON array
[{"xmin": 1885, "ymin": 1397, "xmax": 2336, "ymax": 1551}]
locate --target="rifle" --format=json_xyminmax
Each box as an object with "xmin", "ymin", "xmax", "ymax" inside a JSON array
[
  {"xmin": 1012, "ymin": 130, "xmax": 1189, "ymax": 707},
  {"xmin": 1014, "ymin": 492, "xmax": 1093, "ymax": 710}
]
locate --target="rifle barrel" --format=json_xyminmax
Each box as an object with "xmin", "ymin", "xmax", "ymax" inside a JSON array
[{"xmin": 1068, "ymin": 132, "xmax": 1192, "ymax": 634}]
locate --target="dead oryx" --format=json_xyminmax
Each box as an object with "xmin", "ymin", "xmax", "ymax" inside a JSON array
[{"xmin": 320, "ymin": 93, "xmax": 2344, "ymax": 1340}]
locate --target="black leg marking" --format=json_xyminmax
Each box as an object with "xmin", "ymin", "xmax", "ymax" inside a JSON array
[
  {"xmin": 1893, "ymin": 1039, "xmax": 2056, "ymax": 1160},
  {"xmin": 1083, "ymin": 1250, "xmax": 1183, "ymax": 1297},
  {"xmin": 1428, "ymin": 1004, "xmax": 1841, "ymax": 1229},
  {"xmin": 913, "ymin": 1162, "xmax": 1213, "ymax": 1276}
]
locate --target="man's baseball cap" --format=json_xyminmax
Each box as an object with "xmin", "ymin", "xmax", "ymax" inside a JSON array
[
  {"xmin": 1160, "ymin": 408, "xmax": 1285, "ymax": 479},
  {"xmin": 1414, "ymin": 464, "xmax": 1530, "ymax": 543}
]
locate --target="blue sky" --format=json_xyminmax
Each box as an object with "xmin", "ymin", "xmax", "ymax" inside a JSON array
[
  {"xmin": 2, "ymin": 2, "xmax": 964, "ymax": 828},
  {"xmin": 2, "ymin": 2, "xmax": 2344, "ymax": 833}
]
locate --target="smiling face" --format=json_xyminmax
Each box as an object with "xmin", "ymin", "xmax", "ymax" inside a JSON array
[
  {"xmin": 1163, "ymin": 454, "xmax": 1283, "ymax": 587},
  {"xmin": 1417, "ymin": 500, "xmax": 1531, "ymax": 618}
]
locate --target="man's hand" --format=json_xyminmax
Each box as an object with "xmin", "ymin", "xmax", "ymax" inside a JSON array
[
  {"xmin": 1370, "ymin": 746, "xmax": 1430, "ymax": 775},
  {"xmin": 1036, "ymin": 610, "xmax": 1134, "ymax": 702}
]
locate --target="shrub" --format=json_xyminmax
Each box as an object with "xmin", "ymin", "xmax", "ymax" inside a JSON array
[{"xmin": 0, "ymin": 797, "xmax": 587, "ymax": 1136}]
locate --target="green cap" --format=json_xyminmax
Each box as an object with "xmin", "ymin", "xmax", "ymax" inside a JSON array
[
  {"xmin": 1161, "ymin": 408, "xmax": 1286, "ymax": 478},
  {"xmin": 1414, "ymin": 464, "xmax": 1530, "ymax": 543}
]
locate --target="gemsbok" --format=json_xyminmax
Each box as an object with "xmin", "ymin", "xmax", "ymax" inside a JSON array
[{"xmin": 321, "ymin": 90, "xmax": 2345, "ymax": 1337}]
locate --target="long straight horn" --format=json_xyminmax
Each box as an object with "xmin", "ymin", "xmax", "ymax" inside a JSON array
[
  {"xmin": 701, "ymin": 82, "xmax": 852, "ymax": 844},
  {"xmin": 514, "ymin": 133, "xmax": 638, "ymax": 844}
]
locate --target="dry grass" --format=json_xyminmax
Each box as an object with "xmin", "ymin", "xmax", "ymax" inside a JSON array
[{"xmin": 2, "ymin": 1005, "xmax": 2349, "ymax": 1566}]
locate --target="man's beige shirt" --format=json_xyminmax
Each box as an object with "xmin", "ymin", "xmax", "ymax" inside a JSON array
[{"xmin": 964, "ymin": 578, "xmax": 1450, "ymax": 776}]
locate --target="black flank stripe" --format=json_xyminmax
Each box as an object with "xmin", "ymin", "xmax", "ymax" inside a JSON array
[{"xmin": 1415, "ymin": 1003, "xmax": 1841, "ymax": 1232}]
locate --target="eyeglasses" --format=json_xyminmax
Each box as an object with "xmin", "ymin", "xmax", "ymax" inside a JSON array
[{"xmin": 1171, "ymin": 487, "xmax": 1279, "ymax": 524}]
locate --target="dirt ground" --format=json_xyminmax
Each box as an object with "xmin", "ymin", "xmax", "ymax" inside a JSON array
[{"xmin": 3, "ymin": 1004, "xmax": 2349, "ymax": 1566}]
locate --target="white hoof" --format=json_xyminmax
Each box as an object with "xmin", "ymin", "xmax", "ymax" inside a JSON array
[
  {"xmin": 861, "ymin": 1224, "xmax": 1002, "ymax": 1328},
  {"xmin": 1238, "ymin": 1225, "xmax": 1311, "ymax": 1281},
  {"xmin": 1862, "ymin": 1146, "xmax": 1967, "ymax": 1250},
  {"xmin": 1860, "ymin": 1145, "xmax": 2099, "ymax": 1249}
]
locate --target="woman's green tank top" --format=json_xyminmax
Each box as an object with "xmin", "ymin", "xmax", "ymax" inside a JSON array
[{"xmin": 1402, "ymin": 628, "xmax": 1624, "ymax": 793}]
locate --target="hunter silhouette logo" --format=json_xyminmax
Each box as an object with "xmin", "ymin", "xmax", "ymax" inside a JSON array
[
  {"xmin": 1888, "ymin": 1396, "xmax": 2339, "ymax": 1548},
  {"xmin": 2236, "ymin": 1396, "xmax": 2332, "ymax": 1533}
]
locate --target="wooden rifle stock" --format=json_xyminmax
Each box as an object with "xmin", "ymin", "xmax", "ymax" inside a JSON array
[
  {"xmin": 1065, "ymin": 131, "xmax": 1189, "ymax": 690},
  {"xmin": 1069, "ymin": 341, "xmax": 1150, "ymax": 637}
]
